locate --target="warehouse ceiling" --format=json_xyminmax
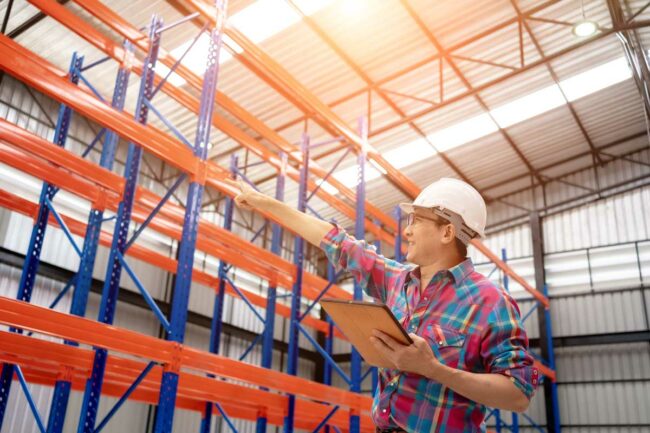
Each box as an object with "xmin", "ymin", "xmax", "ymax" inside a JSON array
[{"xmin": 3, "ymin": 0, "xmax": 650, "ymax": 230}]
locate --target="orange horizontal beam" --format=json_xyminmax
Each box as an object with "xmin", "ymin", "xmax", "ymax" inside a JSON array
[
  {"xmin": 0, "ymin": 297, "xmax": 372, "ymax": 412},
  {"xmin": 0, "ymin": 331, "xmax": 374, "ymax": 432},
  {"xmin": 0, "ymin": 118, "xmax": 352, "ymax": 309},
  {"xmin": 0, "ymin": 38, "xmax": 203, "ymax": 179},
  {"xmin": 470, "ymin": 240, "xmax": 549, "ymax": 308},
  {"xmin": 0, "ymin": 187, "xmax": 334, "ymax": 337},
  {"xmin": 532, "ymin": 360, "xmax": 555, "ymax": 382},
  {"xmin": 0, "ymin": 37, "xmax": 354, "ymax": 300}
]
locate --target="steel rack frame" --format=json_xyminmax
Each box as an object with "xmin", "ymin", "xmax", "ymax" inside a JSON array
[{"xmin": 0, "ymin": 1, "xmax": 560, "ymax": 432}]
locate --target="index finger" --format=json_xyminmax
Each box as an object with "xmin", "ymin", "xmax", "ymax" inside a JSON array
[{"xmin": 221, "ymin": 177, "xmax": 241, "ymax": 190}]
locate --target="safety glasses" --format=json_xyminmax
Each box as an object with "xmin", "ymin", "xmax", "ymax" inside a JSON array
[{"xmin": 406, "ymin": 212, "xmax": 443, "ymax": 227}]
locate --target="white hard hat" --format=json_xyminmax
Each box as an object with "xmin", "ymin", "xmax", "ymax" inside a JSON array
[{"xmin": 399, "ymin": 178, "xmax": 487, "ymax": 243}]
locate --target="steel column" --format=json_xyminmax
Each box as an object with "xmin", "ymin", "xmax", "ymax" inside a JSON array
[
  {"xmin": 0, "ymin": 52, "xmax": 82, "ymax": 430},
  {"xmin": 77, "ymin": 18, "xmax": 162, "ymax": 433},
  {"xmin": 201, "ymin": 154, "xmax": 237, "ymax": 433},
  {"xmin": 350, "ymin": 117, "xmax": 367, "ymax": 433},
  {"xmin": 284, "ymin": 133, "xmax": 310, "ymax": 433},
  {"xmin": 255, "ymin": 153, "xmax": 286, "ymax": 433},
  {"xmin": 154, "ymin": 2, "xmax": 226, "ymax": 431},
  {"xmin": 45, "ymin": 45, "xmax": 132, "ymax": 433},
  {"xmin": 530, "ymin": 212, "xmax": 560, "ymax": 433},
  {"xmin": 394, "ymin": 207, "xmax": 403, "ymax": 262},
  {"xmin": 542, "ymin": 284, "xmax": 561, "ymax": 433}
]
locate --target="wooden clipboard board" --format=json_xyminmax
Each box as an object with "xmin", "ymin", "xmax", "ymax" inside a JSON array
[{"xmin": 320, "ymin": 298, "xmax": 413, "ymax": 368}]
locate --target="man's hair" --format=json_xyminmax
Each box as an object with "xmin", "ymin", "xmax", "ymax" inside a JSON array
[{"xmin": 431, "ymin": 215, "xmax": 468, "ymax": 258}]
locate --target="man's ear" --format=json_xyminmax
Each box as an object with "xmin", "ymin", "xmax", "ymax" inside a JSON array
[{"xmin": 443, "ymin": 223, "xmax": 456, "ymax": 245}]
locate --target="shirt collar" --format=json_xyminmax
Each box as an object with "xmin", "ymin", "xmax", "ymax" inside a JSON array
[
  {"xmin": 406, "ymin": 257, "xmax": 474, "ymax": 286},
  {"xmin": 448, "ymin": 257, "xmax": 474, "ymax": 285}
]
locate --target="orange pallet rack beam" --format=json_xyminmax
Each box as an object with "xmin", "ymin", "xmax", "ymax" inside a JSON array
[{"xmin": 0, "ymin": 297, "xmax": 372, "ymax": 412}]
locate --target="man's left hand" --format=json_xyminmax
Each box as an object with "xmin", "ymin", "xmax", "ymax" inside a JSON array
[{"xmin": 370, "ymin": 330, "xmax": 444, "ymax": 379}]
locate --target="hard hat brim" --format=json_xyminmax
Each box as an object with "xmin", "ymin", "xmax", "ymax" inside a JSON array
[{"xmin": 398, "ymin": 203, "xmax": 415, "ymax": 214}]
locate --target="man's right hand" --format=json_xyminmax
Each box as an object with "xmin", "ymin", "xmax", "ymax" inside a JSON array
[
  {"xmin": 223, "ymin": 178, "xmax": 261, "ymax": 211},
  {"xmin": 221, "ymin": 176, "xmax": 333, "ymax": 247}
]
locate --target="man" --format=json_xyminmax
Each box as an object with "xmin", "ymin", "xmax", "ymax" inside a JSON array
[{"xmin": 228, "ymin": 177, "xmax": 537, "ymax": 433}]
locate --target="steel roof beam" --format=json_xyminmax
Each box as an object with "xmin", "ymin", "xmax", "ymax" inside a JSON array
[
  {"xmin": 283, "ymin": 0, "xmax": 484, "ymax": 195},
  {"xmin": 481, "ymin": 130, "xmax": 647, "ymax": 193},
  {"xmin": 273, "ymin": 0, "xmax": 564, "ymax": 140},
  {"xmin": 609, "ymin": 0, "xmax": 650, "ymax": 120},
  {"xmin": 509, "ymin": 0, "xmax": 604, "ymax": 168},
  {"xmin": 400, "ymin": 0, "xmax": 544, "ymax": 186}
]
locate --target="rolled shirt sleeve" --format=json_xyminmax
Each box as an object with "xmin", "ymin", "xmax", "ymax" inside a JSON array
[
  {"xmin": 319, "ymin": 224, "xmax": 404, "ymax": 302},
  {"xmin": 480, "ymin": 292, "xmax": 538, "ymax": 400}
]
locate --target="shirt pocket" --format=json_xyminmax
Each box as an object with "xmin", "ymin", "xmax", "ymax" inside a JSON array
[{"xmin": 425, "ymin": 324, "xmax": 467, "ymax": 369}]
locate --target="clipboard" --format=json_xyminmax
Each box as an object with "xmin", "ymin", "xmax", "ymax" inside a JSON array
[{"xmin": 320, "ymin": 298, "xmax": 413, "ymax": 368}]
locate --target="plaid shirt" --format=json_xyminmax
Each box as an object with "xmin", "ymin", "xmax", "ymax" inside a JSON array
[{"xmin": 321, "ymin": 226, "xmax": 537, "ymax": 433}]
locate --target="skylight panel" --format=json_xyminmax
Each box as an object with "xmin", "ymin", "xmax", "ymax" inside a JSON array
[
  {"xmin": 333, "ymin": 164, "xmax": 382, "ymax": 186},
  {"xmin": 383, "ymin": 138, "xmax": 436, "ymax": 168},
  {"xmin": 429, "ymin": 113, "xmax": 500, "ymax": 152},
  {"xmin": 559, "ymin": 57, "xmax": 632, "ymax": 101},
  {"xmin": 157, "ymin": 0, "xmax": 332, "ymax": 86},
  {"xmin": 332, "ymin": 56, "xmax": 634, "ymax": 190},
  {"xmin": 229, "ymin": 0, "xmax": 302, "ymax": 43},
  {"xmin": 490, "ymin": 85, "xmax": 566, "ymax": 128}
]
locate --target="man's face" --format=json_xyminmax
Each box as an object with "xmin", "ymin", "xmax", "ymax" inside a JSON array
[{"xmin": 403, "ymin": 210, "xmax": 452, "ymax": 265}]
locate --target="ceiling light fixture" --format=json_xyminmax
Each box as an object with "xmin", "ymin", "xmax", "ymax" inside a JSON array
[{"xmin": 572, "ymin": 0, "xmax": 599, "ymax": 37}]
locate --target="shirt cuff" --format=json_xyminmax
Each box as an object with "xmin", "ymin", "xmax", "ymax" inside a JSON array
[
  {"xmin": 498, "ymin": 367, "xmax": 537, "ymax": 400},
  {"xmin": 319, "ymin": 223, "xmax": 344, "ymax": 250}
]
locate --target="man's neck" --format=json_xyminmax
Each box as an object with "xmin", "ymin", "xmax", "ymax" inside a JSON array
[{"xmin": 418, "ymin": 255, "xmax": 465, "ymax": 289}]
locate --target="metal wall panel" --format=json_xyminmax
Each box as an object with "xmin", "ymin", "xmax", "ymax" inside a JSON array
[{"xmin": 544, "ymin": 185, "xmax": 650, "ymax": 253}]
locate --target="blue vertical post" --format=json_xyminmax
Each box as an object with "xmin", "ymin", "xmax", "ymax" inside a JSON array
[
  {"xmin": 370, "ymin": 219, "xmax": 380, "ymax": 393},
  {"xmin": 322, "ymin": 262, "xmax": 336, "ymax": 433},
  {"xmin": 255, "ymin": 153, "xmax": 286, "ymax": 433},
  {"xmin": 543, "ymin": 284, "xmax": 560, "ymax": 433},
  {"xmin": 283, "ymin": 134, "xmax": 309, "ymax": 433},
  {"xmin": 501, "ymin": 248, "xmax": 519, "ymax": 432},
  {"xmin": 350, "ymin": 117, "xmax": 367, "ymax": 433},
  {"xmin": 494, "ymin": 410, "xmax": 502, "ymax": 433},
  {"xmin": 77, "ymin": 18, "xmax": 162, "ymax": 433},
  {"xmin": 200, "ymin": 154, "xmax": 237, "ymax": 433},
  {"xmin": 47, "ymin": 45, "xmax": 132, "ymax": 433},
  {"xmin": 394, "ymin": 206, "xmax": 403, "ymax": 262},
  {"xmin": 0, "ymin": 52, "xmax": 83, "ymax": 430},
  {"xmin": 501, "ymin": 249, "xmax": 509, "ymax": 293},
  {"xmin": 323, "ymin": 263, "xmax": 335, "ymax": 387},
  {"xmin": 154, "ymin": 2, "xmax": 227, "ymax": 431},
  {"xmin": 500, "ymin": 248, "xmax": 510, "ymax": 432}
]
